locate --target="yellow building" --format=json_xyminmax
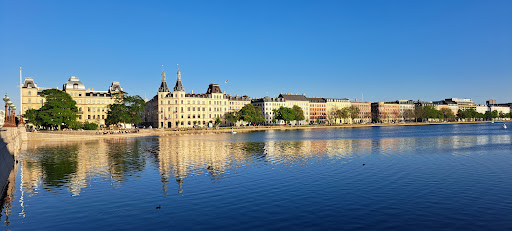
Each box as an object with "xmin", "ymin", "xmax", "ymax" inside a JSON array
[
  {"xmin": 277, "ymin": 93, "xmax": 310, "ymax": 125},
  {"xmin": 144, "ymin": 68, "xmax": 251, "ymax": 128},
  {"xmin": 325, "ymin": 98, "xmax": 351, "ymax": 124},
  {"xmin": 21, "ymin": 76, "xmax": 123, "ymax": 126}
]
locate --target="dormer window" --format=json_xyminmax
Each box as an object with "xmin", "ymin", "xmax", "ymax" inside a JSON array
[{"xmin": 73, "ymin": 83, "xmax": 78, "ymax": 89}]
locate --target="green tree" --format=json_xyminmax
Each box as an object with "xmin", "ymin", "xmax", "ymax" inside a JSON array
[
  {"xmin": 238, "ymin": 104, "xmax": 265, "ymax": 125},
  {"xmin": 24, "ymin": 108, "xmax": 41, "ymax": 127},
  {"xmin": 106, "ymin": 92, "xmax": 145, "ymax": 127},
  {"xmin": 440, "ymin": 108, "xmax": 456, "ymax": 120},
  {"xmin": 292, "ymin": 105, "xmax": 305, "ymax": 123},
  {"xmin": 224, "ymin": 111, "xmax": 239, "ymax": 126},
  {"xmin": 68, "ymin": 121, "xmax": 83, "ymax": 130},
  {"xmin": 83, "ymin": 121, "xmax": 98, "ymax": 130},
  {"xmin": 423, "ymin": 106, "xmax": 443, "ymax": 119},
  {"xmin": 340, "ymin": 108, "xmax": 350, "ymax": 122},
  {"xmin": 36, "ymin": 89, "xmax": 78, "ymax": 130},
  {"xmin": 274, "ymin": 106, "xmax": 295, "ymax": 125},
  {"xmin": 215, "ymin": 117, "xmax": 222, "ymax": 127},
  {"xmin": 414, "ymin": 105, "xmax": 424, "ymax": 122},
  {"xmin": 457, "ymin": 109, "xmax": 483, "ymax": 120},
  {"xmin": 349, "ymin": 105, "xmax": 360, "ymax": 122}
]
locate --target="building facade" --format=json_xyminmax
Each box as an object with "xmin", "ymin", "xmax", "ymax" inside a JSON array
[
  {"xmin": 371, "ymin": 102, "xmax": 400, "ymax": 123},
  {"xmin": 444, "ymin": 98, "xmax": 476, "ymax": 111},
  {"xmin": 308, "ymin": 98, "xmax": 327, "ymax": 124},
  {"xmin": 21, "ymin": 76, "xmax": 123, "ymax": 126},
  {"xmin": 393, "ymin": 100, "xmax": 416, "ymax": 122},
  {"xmin": 251, "ymin": 96, "xmax": 286, "ymax": 125},
  {"xmin": 144, "ymin": 68, "xmax": 251, "ymax": 128},
  {"xmin": 351, "ymin": 101, "xmax": 372, "ymax": 123}
]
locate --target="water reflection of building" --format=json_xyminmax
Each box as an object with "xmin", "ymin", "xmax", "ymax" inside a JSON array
[
  {"xmin": 20, "ymin": 139, "xmax": 137, "ymax": 197},
  {"xmin": 1, "ymin": 162, "xmax": 17, "ymax": 226},
  {"xmin": 155, "ymin": 135, "xmax": 238, "ymax": 194}
]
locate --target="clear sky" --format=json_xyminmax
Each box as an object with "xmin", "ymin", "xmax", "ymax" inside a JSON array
[{"xmin": 1, "ymin": 0, "xmax": 511, "ymax": 113}]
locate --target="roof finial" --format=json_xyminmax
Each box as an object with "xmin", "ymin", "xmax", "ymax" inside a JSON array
[
  {"xmin": 161, "ymin": 65, "xmax": 166, "ymax": 82},
  {"xmin": 177, "ymin": 64, "xmax": 179, "ymax": 70}
]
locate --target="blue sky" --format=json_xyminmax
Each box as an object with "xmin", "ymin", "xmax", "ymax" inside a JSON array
[{"xmin": 1, "ymin": 0, "xmax": 511, "ymax": 113}]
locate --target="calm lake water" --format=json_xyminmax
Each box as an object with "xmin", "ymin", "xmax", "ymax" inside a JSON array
[{"xmin": 1, "ymin": 123, "xmax": 512, "ymax": 230}]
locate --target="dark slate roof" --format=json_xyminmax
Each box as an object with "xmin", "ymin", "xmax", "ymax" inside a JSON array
[
  {"xmin": 173, "ymin": 80, "xmax": 184, "ymax": 91},
  {"xmin": 159, "ymin": 81, "xmax": 170, "ymax": 92},
  {"xmin": 307, "ymin": 97, "xmax": 326, "ymax": 103},
  {"xmin": 206, "ymin": 84, "xmax": 222, "ymax": 94},
  {"xmin": 278, "ymin": 93, "xmax": 308, "ymax": 101}
]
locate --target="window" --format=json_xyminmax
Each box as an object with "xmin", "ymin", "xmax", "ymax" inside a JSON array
[
  {"xmin": 28, "ymin": 91, "xmax": 31, "ymax": 96},
  {"xmin": 88, "ymin": 115, "xmax": 91, "ymax": 119},
  {"xmin": 28, "ymin": 99, "xmax": 31, "ymax": 103},
  {"xmin": 79, "ymin": 100, "xmax": 82, "ymax": 103},
  {"xmin": 102, "ymin": 115, "xmax": 104, "ymax": 119}
]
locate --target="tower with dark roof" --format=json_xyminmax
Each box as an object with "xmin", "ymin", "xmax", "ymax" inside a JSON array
[
  {"xmin": 173, "ymin": 68, "xmax": 185, "ymax": 92},
  {"xmin": 158, "ymin": 67, "xmax": 170, "ymax": 92}
]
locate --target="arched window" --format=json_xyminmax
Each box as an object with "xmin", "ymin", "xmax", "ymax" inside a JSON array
[{"xmin": 73, "ymin": 83, "xmax": 78, "ymax": 89}]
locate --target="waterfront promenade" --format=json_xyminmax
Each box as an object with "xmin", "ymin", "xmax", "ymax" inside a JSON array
[{"xmin": 25, "ymin": 121, "xmax": 505, "ymax": 141}]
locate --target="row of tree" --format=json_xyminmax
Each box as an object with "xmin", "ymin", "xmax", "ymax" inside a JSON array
[
  {"xmin": 223, "ymin": 104, "xmax": 308, "ymax": 126},
  {"xmin": 24, "ymin": 89, "xmax": 145, "ymax": 130},
  {"xmin": 411, "ymin": 106, "xmax": 511, "ymax": 122},
  {"xmin": 327, "ymin": 106, "xmax": 360, "ymax": 124}
]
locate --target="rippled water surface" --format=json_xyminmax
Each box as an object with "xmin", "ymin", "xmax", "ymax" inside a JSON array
[{"xmin": 2, "ymin": 123, "xmax": 512, "ymax": 230}]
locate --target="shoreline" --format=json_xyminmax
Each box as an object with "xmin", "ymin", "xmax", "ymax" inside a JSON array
[{"xmin": 25, "ymin": 120, "xmax": 507, "ymax": 141}]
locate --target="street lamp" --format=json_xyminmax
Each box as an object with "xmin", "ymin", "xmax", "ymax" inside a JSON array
[{"xmin": 2, "ymin": 94, "xmax": 15, "ymax": 127}]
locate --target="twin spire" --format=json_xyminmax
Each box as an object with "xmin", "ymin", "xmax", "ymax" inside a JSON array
[{"xmin": 159, "ymin": 64, "xmax": 184, "ymax": 92}]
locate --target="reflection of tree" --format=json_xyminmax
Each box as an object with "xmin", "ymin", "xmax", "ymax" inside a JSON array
[
  {"xmin": 106, "ymin": 139, "xmax": 146, "ymax": 184},
  {"xmin": 239, "ymin": 142, "xmax": 266, "ymax": 159},
  {"xmin": 39, "ymin": 145, "xmax": 80, "ymax": 187}
]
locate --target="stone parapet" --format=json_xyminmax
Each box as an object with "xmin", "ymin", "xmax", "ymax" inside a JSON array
[{"xmin": 0, "ymin": 127, "xmax": 24, "ymax": 195}]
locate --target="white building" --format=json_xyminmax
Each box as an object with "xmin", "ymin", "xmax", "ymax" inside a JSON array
[{"xmin": 251, "ymin": 96, "xmax": 286, "ymax": 125}]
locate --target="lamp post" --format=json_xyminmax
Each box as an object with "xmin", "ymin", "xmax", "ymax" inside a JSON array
[
  {"xmin": 8, "ymin": 100, "xmax": 14, "ymax": 127},
  {"xmin": 3, "ymin": 94, "xmax": 16, "ymax": 127},
  {"xmin": 12, "ymin": 105, "xmax": 17, "ymax": 126},
  {"xmin": 2, "ymin": 94, "xmax": 9, "ymax": 126}
]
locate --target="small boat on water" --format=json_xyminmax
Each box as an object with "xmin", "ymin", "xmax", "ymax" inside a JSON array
[
  {"xmin": 231, "ymin": 128, "xmax": 237, "ymax": 134},
  {"xmin": 503, "ymin": 124, "xmax": 507, "ymax": 129}
]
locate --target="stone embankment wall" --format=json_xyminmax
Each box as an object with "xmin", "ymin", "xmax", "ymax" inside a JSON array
[{"xmin": 0, "ymin": 127, "xmax": 26, "ymax": 195}]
